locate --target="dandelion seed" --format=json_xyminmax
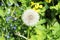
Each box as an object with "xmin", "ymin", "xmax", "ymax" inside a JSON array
[{"xmin": 22, "ymin": 9, "xmax": 40, "ymax": 26}]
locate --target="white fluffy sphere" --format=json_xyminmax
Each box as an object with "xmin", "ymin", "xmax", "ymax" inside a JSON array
[{"xmin": 22, "ymin": 9, "xmax": 40, "ymax": 26}]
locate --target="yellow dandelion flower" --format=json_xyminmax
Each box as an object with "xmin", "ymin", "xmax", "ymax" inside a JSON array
[
  {"xmin": 39, "ymin": 5, "xmax": 43, "ymax": 8},
  {"xmin": 31, "ymin": 2, "xmax": 35, "ymax": 6},
  {"xmin": 32, "ymin": 3, "xmax": 40, "ymax": 13},
  {"xmin": 36, "ymin": 3, "xmax": 40, "ymax": 7},
  {"xmin": 35, "ymin": 3, "xmax": 40, "ymax": 9},
  {"xmin": 33, "ymin": 7, "xmax": 36, "ymax": 10},
  {"xmin": 35, "ymin": 9, "xmax": 40, "ymax": 13},
  {"xmin": 33, "ymin": 8, "xmax": 40, "ymax": 13},
  {"xmin": 45, "ymin": 0, "xmax": 51, "ymax": 3}
]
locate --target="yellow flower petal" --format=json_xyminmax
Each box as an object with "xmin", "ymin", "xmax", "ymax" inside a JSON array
[
  {"xmin": 35, "ymin": 3, "xmax": 39, "ymax": 9},
  {"xmin": 31, "ymin": 2, "xmax": 35, "ymax": 6},
  {"xmin": 36, "ymin": 3, "xmax": 40, "ymax": 7},
  {"xmin": 36, "ymin": 9, "xmax": 40, "ymax": 13},
  {"xmin": 33, "ymin": 7, "xmax": 36, "ymax": 10},
  {"xmin": 39, "ymin": 5, "xmax": 43, "ymax": 8}
]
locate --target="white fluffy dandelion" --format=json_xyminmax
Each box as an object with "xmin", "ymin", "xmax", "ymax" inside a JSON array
[{"xmin": 22, "ymin": 9, "xmax": 40, "ymax": 26}]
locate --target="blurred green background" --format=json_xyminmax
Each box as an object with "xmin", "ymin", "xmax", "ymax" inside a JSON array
[{"xmin": 0, "ymin": 0, "xmax": 60, "ymax": 40}]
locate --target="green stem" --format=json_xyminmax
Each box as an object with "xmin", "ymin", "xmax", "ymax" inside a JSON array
[
  {"xmin": 11, "ymin": 6, "xmax": 16, "ymax": 16},
  {"xmin": 2, "ymin": 0, "xmax": 7, "ymax": 8},
  {"xmin": 27, "ymin": 27, "xmax": 31, "ymax": 40},
  {"xmin": 27, "ymin": 27, "xmax": 29, "ymax": 40}
]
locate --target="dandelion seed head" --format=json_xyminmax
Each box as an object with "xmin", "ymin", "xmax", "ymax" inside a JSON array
[{"xmin": 22, "ymin": 9, "xmax": 40, "ymax": 26}]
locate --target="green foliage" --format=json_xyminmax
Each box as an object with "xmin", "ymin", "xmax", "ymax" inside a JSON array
[{"xmin": 0, "ymin": 0, "xmax": 60, "ymax": 40}]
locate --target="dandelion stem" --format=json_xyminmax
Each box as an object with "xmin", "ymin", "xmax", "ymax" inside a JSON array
[
  {"xmin": 27, "ymin": 27, "xmax": 31, "ymax": 40},
  {"xmin": 27, "ymin": 27, "xmax": 29, "ymax": 40}
]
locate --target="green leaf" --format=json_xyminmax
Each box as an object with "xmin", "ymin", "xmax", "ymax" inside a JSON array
[
  {"xmin": 50, "ymin": 22, "xmax": 60, "ymax": 35},
  {"xmin": 10, "ymin": 38, "xmax": 14, "ymax": 40},
  {"xmin": 35, "ymin": 25, "xmax": 46, "ymax": 31},
  {"xmin": 0, "ymin": 10, "xmax": 5, "ymax": 17},
  {"xmin": 38, "ymin": 19, "xmax": 46, "ymax": 25},
  {"xmin": 0, "ymin": 37, "xmax": 5, "ymax": 40},
  {"xmin": 57, "ymin": 38, "xmax": 60, "ymax": 40},
  {"xmin": 9, "ymin": 0, "xmax": 14, "ymax": 5}
]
